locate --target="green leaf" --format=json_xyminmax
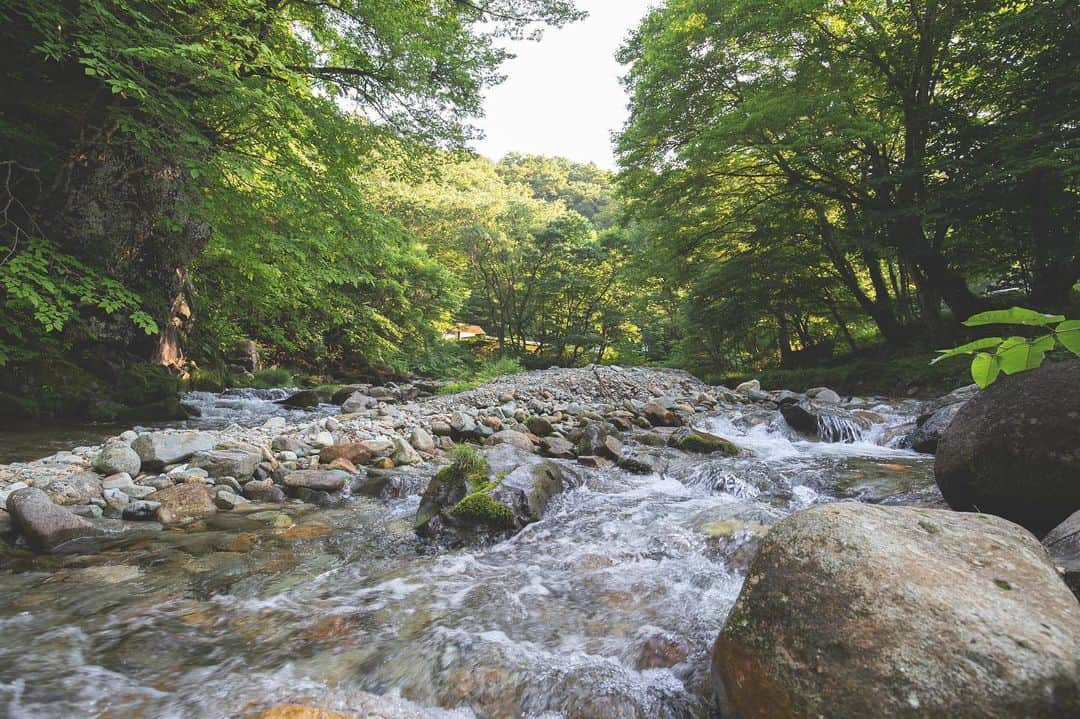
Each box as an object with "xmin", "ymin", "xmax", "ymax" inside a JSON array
[
  {"xmin": 971, "ymin": 352, "xmax": 1001, "ymax": 389},
  {"xmin": 930, "ymin": 336, "xmax": 1003, "ymax": 364},
  {"xmin": 995, "ymin": 336, "xmax": 1050, "ymax": 375},
  {"xmin": 962, "ymin": 306, "xmax": 1065, "ymax": 327},
  {"xmin": 1056, "ymin": 320, "xmax": 1080, "ymax": 357}
]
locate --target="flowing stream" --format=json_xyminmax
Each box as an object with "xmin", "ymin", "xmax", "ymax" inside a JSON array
[
  {"xmin": 0, "ymin": 389, "xmax": 335, "ymax": 464},
  {"xmin": 0, "ymin": 397, "xmax": 935, "ymax": 718}
]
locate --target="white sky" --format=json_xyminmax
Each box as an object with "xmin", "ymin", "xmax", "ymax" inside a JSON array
[{"xmin": 472, "ymin": 0, "xmax": 655, "ymax": 170}]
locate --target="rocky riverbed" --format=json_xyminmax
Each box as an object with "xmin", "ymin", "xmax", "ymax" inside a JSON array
[{"xmin": 0, "ymin": 365, "xmax": 1076, "ymax": 718}]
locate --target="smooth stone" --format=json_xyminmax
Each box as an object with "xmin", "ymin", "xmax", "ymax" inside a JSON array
[
  {"xmin": 539, "ymin": 436, "xmax": 576, "ymax": 459},
  {"xmin": 92, "ymin": 442, "xmax": 141, "ymax": 476},
  {"xmin": 188, "ymin": 449, "xmax": 261, "ymax": 479},
  {"xmin": 6, "ymin": 487, "xmax": 105, "ymax": 553},
  {"xmin": 242, "ymin": 479, "xmax": 286, "ymax": 503},
  {"xmin": 1043, "ymin": 509, "xmax": 1080, "ymax": 598},
  {"xmin": 102, "ymin": 473, "xmax": 135, "ymax": 490},
  {"xmin": 132, "ymin": 431, "xmax": 215, "ymax": 470},
  {"xmin": 282, "ymin": 470, "xmax": 349, "ymax": 492},
  {"xmin": 148, "ymin": 483, "xmax": 217, "ymax": 524},
  {"xmin": 44, "ymin": 472, "xmax": 103, "ymax": 506},
  {"xmin": 409, "ymin": 427, "xmax": 435, "ymax": 454},
  {"xmin": 318, "ymin": 443, "xmax": 372, "ymax": 466},
  {"xmin": 391, "ymin": 437, "xmax": 423, "ymax": 465}
]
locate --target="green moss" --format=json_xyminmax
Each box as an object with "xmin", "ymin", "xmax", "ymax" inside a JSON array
[
  {"xmin": 676, "ymin": 432, "xmax": 739, "ymax": 456},
  {"xmin": 449, "ymin": 491, "xmax": 516, "ymax": 530},
  {"xmin": 450, "ymin": 444, "xmax": 489, "ymax": 489},
  {"xmin": 114, "ymin": 363, "xmax": 183, "ymax": 405},
  {"xmin": 0, "ymin": 358, "xmax": 101, "ymax": 421},
  {"xmin": 430, "ymin": 445, "xmax": 492, "ymax": 493}
]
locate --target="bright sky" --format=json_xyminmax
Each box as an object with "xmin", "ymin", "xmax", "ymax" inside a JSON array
[{"xmin": 472, "ymin": 0, "xmax": 655, "ymax": 170}]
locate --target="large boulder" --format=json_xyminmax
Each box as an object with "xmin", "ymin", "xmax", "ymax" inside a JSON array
[
  {"xmin": 5, "ymin": 487, "xmax": 105, "ymax": 552},
  {"xmin": 43, "ymin": 471, "xmax": 103, "ymax": 506},
  {"xmin": 935, "ymin": 360, "xmax": 1080, "ymax": 534},
  {"xmin": 340, "ymin": 392, "xmax": 377, "ymax": 413},
  {"xmin": 1044, "ymin": 509, "xmax": 1080, "ymax": 598},
  {"xmin": 318, "ymin": 443, "xmax": 372, "ymax": 465},
  {"xmin": 780, "ymin": 400, "xmax": 870, "ymax": 442},
  {"xmin": 909, "ymin": 402, "xmax": 964, "ymax": 454},
  {"xmin": 92, "ymin": 442, "xmax": 142, "ymax": 476},
  {"xmin": 188, "ymin": 448, "xmax": 262, "ymax": 479},
  {"xmin": 276, "ymin": 389, "xmax": 320, "ymax": 408},
  {"xmin": 712, "ymin": 503, "xmax": 1080, "ymax": 719},
  {"xmin": 282, "ymin": 470, "xmax": 349, "ymax": 493},
  {"xmin": 132, "ymin": 431, "xmax": 215, "ymax": 470},
  {"xmin": 148, "ymin": 483, "xmax": 217, "ymax": 524},
  {"xmin": 489, "ymin": 458, "xmax": 579, "ymax": 524},
  {"xmin": 668, "ymin": 427, "xmax": 739, "ymax": 455},
  {"xmin": 414, "ymin": 446, "xmax": 573, "ymax": 539}
]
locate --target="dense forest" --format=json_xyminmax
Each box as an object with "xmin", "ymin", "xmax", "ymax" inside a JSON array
[{"xmin": 0, "ymin": 0, "xmax": 1077, "ymax": 422}]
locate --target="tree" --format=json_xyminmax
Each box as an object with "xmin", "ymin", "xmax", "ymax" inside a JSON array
[
  {"xmin": 617, "ymin": 0, "xmax": 1079, "ymax": 375},
  {"xmin": 0, "ymin": 0, "xmax": 583, "ymax": 372}
]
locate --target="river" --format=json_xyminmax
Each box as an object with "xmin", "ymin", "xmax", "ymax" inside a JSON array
[
  {"xmin": 0, "ymin": 393, "xmax": 935, "ymax": 718},
  {"xmin": 0, "ymin": 389, "xmax": 335, "ymax": 465}
]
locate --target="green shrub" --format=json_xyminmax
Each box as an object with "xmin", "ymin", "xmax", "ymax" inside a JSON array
[
  {"xmin": 252, "ymin": 367, "xmax": 294, "ymax": 388},
  {"xmin": 189, "ymin": 366, "xmax": 226, "ymax": 392}
]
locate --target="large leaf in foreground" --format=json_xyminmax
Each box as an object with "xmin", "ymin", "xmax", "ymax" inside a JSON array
[
  {"xmin": 970, "ymin": 352, "xmax": 1001, "ymax": 388},
  {"xmin": 1056, "ymin": 320, "xmax": 1080, "ymax": 357},
  {"xmin": 996, "ymin": 335, "xmax": 1053, "ymax": 375},
  {"xmin": 963, "ymin": 307, "xmax": 1065, "ymax": 327},
  {"xmin": 930, "ymin": 336, "xmax": 1003, "ymax": 364}
]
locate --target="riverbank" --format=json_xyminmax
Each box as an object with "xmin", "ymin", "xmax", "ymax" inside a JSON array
[{"xmin": 0, "ymin": 365, "xmax": 1076, "ymax": 718}]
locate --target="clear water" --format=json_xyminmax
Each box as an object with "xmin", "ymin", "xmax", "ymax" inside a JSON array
[
  {"xmin": 0, "ymin": 388, "xmax": 333, "ymax": 464},
  {"xmin": 0, "ymin": 400, "xmax": 935, "ymax": 718}
]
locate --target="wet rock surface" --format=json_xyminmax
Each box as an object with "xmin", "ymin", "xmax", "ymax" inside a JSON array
[{"xmin": 713, "ymin": 503, "xmax": 1080, "ymax": 719}]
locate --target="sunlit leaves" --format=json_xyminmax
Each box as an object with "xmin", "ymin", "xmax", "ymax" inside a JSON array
[
  {"xmin": 930, "ymin": 337, "xmax": 1003, "ymax": 364},
  {"xmin": 970, "ymin": 352, "xmax": 1001, "ymax": 389},
  {"xmin": 937, "ymin": 309, "xmax": 1080, "ymax": 389},
  {"xmin": 962, "ymin": 307, "xmax": 1065, "ymax": 327},
  {"xmin": 1056, "ymin": 320, "xmax": 1080, "ymax": 357}
]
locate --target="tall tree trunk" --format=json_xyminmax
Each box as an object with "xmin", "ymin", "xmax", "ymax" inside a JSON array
[{"xmin": 1026, "ymin": 167, "xmax": 1078, "ymax": 308}]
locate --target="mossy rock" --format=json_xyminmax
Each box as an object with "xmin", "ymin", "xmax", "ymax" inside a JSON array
[
  {"xmin": 0, "ymin": 358, "xmax": 102, "ymax": 421},
  {"xmin": 415, "ymin": 445, "xmax": 492, "ymax": 534},
  {"xmin": 116, "ymin": 396, "xmax": 189, "ymax": 422},
  {"xmin": 669, "ymin": 429, "xmax": 739, "ymax": 456},
  {"xmin": 114, "ymin": 363, "xmax": 183, "ymax": 406},
  {"xmin": 449, "ymin": 491, "xmax": 516, "ymax": 531}
]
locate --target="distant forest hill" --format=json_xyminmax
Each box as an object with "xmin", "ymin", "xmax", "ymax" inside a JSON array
[{"xmin": 0, "ymin": 0, "xmax": 1077, "ymax": 420}]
